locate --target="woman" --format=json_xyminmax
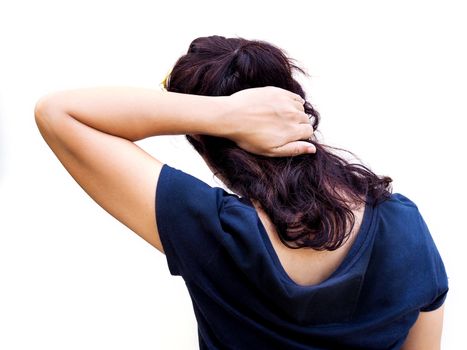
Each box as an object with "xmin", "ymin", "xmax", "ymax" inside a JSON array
[{"xmin": 35, "ymin": 36, "xmax": 448, "ymax": 349}]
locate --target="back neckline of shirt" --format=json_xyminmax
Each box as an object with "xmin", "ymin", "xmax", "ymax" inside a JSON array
[{"xmin": 238, "ymin": 196, "xmax": 376, "ymax": 289}]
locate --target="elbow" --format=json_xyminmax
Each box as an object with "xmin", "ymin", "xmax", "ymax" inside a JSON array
[
  {"xmin": 34, "ymin": 96, "xmax": 51, "ymax": 137},
  {"xmin": 34, "ymin": 94, "xmax": 67, "ymax": 138},
  {"xmin": 34, "ymin": 94, "xmax": 55, "ymax": 126},
  {"xmin": 34, "ymin": 97, "xmax": 46, "ymax": 127}
]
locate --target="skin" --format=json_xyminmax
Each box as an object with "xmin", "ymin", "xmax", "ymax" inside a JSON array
[
  {"xmin": 252, "ymin": 198, "xmax": 366, "ymax": 286},
  {"xmin": 401, "ymin": 306, "xmax": 445, "ymax": 350},
  {"xmin": 34, "ymin": 85, "xmax": 444, "ymax": 348},
  {"xmin": 34, "ymin": 86, "xmax": 314, "ymax": 251}
]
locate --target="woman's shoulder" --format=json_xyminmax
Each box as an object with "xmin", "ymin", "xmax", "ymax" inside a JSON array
[
  {"xmin": 370, "ymin": 192, "xmax": 448, "ymax": 312},
  {"xmin": 375, "ymin": 192, "xmax": 423, "ymax": 228},
  {"xmin": 380, "ymin": 192, "xmax": 419, "ymax": 210},
  {"xmin": 372, "ymin": 192, "xmax": 440, "ymax": 258}
]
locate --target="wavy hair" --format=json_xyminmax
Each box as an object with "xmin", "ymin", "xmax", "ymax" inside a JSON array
[{"xmin": 165, "ymin": 35, "xmax": 392, "ymax": 250}]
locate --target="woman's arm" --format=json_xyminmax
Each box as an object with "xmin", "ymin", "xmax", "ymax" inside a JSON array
[
  {"xmin": 34, "ymin": 86, "xmax": 314, "ymax": 252},
  {"xmin": 401, "ymin": 306, "xmax": 445, "ymax": 350},
  {"xmin": 35, "ymin": 86, "xmax": 314, "ymax": 154}
]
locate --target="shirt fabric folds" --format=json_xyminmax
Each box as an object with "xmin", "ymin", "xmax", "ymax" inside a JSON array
[{"xmin": 155, "ymin": 164, "xmax": 448, "ymax": 350}]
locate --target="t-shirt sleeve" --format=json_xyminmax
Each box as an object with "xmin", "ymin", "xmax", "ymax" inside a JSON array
[
  {"xmin": 416, "ymin": 209, "xmax": 449, "ymax": 312},
  {"xmin": 155, "ymin": 163, "xmax": 234, "ymax": 278}
]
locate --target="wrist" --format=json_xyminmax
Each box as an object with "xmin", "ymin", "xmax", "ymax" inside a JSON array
[{"xmin": 194, "ymin": 95, "xmax": 237, "ymax": 138}]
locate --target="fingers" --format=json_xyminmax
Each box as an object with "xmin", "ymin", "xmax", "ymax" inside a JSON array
[
  {"xmin": 272, "ymin": 86, "xmax": 307, "ymax": 120},
  {"xmin": 288, "ymin": 91, "xmax": 305, "ymax": 105},
  {"xmin": 267, "ymin": 86, "xmax": 305, "ymax": 106},
  {"xmin": 291, "ymin": 119, "xmax": 314, "ymax": 140},
  {"xmin": 297, "ymin": 111, "xmax": 311, "ymax": 124},
  {"xmin": 282, "ymin": 88, "xmax": 305, "ymax": 107},
  {"xmin": 302, "ymin": 123, "xmax": 314, "ymax": 140},
  {"xmin": 292, "ymin": 100, "xmax": 305, "ymax": 113},
  {"xmin": 272, "ymin": 141, "xmax": 316, "ymax": 157}
]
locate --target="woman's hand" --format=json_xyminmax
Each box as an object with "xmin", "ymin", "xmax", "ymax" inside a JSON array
[
  {"xmin": 36, "ymin": 85, "xmax": 315, "ymax": 157},
  {"xmin": 34, "ymin": 85, "xmax": 315, "ymax": 253},
  {"xmin": 221, "ymin": 86, "xmax": 316, "ymax": 157}
]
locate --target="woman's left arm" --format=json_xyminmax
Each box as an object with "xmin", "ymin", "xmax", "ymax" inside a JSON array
[{"xmin": 34, "ymin": 86, "xmax": 314, "ymax": 252}]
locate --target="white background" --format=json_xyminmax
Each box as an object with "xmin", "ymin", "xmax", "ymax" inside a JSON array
[{"xmin": 0, "ymin": 0, "xmax": 465, "ymax": 348}]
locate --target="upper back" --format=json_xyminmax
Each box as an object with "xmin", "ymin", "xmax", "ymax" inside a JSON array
[
  {"xmin": 253, "ymin": 199, "xmax": 366, "ymax": 286},
  {"xmin": 156, "ymin": 164, "xmax": 448, "ymax": 349}
]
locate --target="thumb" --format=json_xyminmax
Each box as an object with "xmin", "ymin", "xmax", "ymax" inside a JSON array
[{"xmin": 272, "ymin": 141, "xmax": 316, "ymax": 157}]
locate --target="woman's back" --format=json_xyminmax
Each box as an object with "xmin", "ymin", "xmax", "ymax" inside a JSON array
[
  {"xmin": 252, "ymin": 198, "xmax": 366, "ymax": 286},
  {"xmin": 156, "ymin": 163, "xmax": 448, "ymax": 349}
]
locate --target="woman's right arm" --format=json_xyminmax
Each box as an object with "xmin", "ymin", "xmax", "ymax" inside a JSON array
[
  {"xmin": 34, "ymin": 86, "xmax": 313, "ymax": 252},
  {"xmin": 401, "ymin": 305, "xmax": 445, "ymax": 350}
]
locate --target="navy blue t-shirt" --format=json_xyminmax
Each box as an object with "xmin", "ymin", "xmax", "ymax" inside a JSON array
[{"xmin": 155, "ymin": 164, "xmax": 448, "ymax": 350}]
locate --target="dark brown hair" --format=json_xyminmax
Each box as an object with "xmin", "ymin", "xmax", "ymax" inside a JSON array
[{"xmin": 166, "ymin": 35, "xmax": 392, "ymax": 250}]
